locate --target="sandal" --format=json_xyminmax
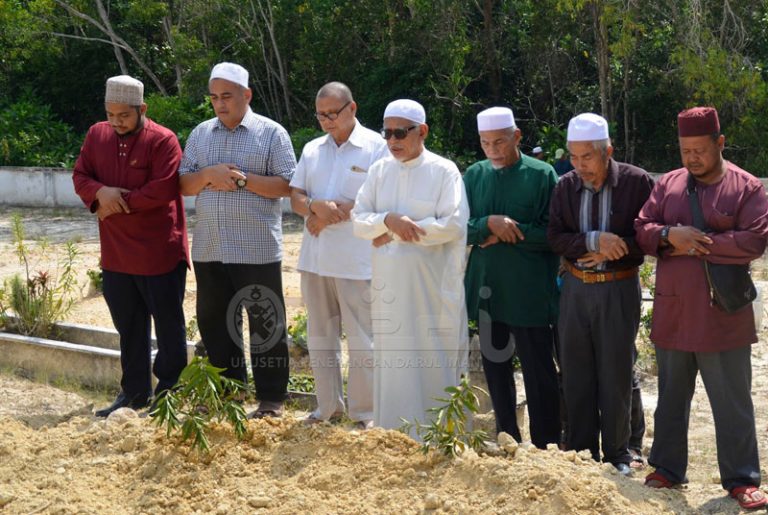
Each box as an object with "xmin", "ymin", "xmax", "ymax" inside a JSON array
[
  {"xmin": 629, "ymin": 448, "xmax": 646, "ymax": 470},
  {"xmin": 730, "ymin": 485, "xmax": 767, "ymax": 510},
  {"xmin": 644, "ymin": 470, "xmax": 678, "ymax": 489}
]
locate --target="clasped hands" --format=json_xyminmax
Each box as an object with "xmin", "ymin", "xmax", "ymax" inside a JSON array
[
  {"xmin": 95, "ymin": 186, "xmax": 130, "ymax": 221},
  {"xmin": 665, "ymin": 225, "xmax": 712, "ymax": 257},
  {"xmin": 373, "ymin": 213, "xmax": 426, "ymax": 247},
  {"xmin": 478, "ymin": 215, "xmax": 524, "ymax": 248},
  {"xmin": 203, "ymin": 163, "xmax": 246, "ymax": 191},
  {"xmin": 577, "ymin": 232, "xmax": 629, "ymax": 267},
  {"xmin": 306, "ymin": 200, "xmax": 353, "ymax": 236}
]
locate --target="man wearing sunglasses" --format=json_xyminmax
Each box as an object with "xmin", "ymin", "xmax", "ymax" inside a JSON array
[
  {"xmin": 464, "ymin": 107, "xmax": 561, "ymax": 450},
  {"xmin": 352, "ymin": 99, "xmax": 469, "ymax": 437},
  {"xmin": 289, "ymin": 82, "xmax": 388, "ymax": 429}
]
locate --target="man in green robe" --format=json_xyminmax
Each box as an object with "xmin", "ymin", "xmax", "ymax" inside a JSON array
[{"xmin": 464, "ymin": 107, "xmax": 561, "ymax": 448}]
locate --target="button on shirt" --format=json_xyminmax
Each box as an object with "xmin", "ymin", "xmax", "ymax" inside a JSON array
[
  {"xmin": 179, "ymin": 108, "xmax": 296, "ymax": 264},
  {"xmin": 290, "ymin": 120, "xmax": 388, "ymax": 279}
]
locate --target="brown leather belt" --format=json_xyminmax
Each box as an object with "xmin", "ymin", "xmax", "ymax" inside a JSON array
[{"xmin": 563, "ymin": 260, "xmax": 638, "ymax": 284}]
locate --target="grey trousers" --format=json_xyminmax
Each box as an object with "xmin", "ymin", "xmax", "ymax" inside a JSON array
[
  {"xmin": 301, "ymin": 272, "xmax": 374, "ymax": 422},
  {"xmin": 558, "ymin": 273, "xmax": 640, "ymax": 465},
  {"xmin": 649, "ymin": 345, "xmax": 760, "ymax": 490}
]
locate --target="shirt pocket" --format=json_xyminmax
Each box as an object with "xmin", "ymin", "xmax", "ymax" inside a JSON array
[
  {"xmin": 340, "ymin": 167, "xmax": 368, "ymax": 200},
  {"xmin": 706, "ymin": 207, "xmax": 735, "ymax": 232},
  {"xmin": 238, "ymin": 152, "xmax": 267, "ymax": 175},
  {"xmin": 124, "ymin": 162, "xmax": 151, "ymax": 189}
]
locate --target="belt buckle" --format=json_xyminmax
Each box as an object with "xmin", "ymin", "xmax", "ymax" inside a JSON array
[{"xmin": 581, "ymin": 270, "xmax": 605, "ymax": 284}]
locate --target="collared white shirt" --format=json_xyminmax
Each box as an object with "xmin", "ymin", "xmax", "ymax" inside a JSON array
[
  {"xmin": 290, "ymin": 120, "xmax": 388, "ymax": 279},
  {"xmin": 179, "ymin": 108, "xmax": 296, "ymax": 264}
]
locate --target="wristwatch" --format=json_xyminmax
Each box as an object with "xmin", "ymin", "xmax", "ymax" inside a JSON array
[
  {"xmin": 660, "ymin": 225, "xmax": 671, "ymax": 246},
  {"xmin": 305, "ymin": 196, "xmax": 314, "ymax": 212},
  {"xmin": 236, "ymin": 177, "xmax": 247, "ymax": 189}
]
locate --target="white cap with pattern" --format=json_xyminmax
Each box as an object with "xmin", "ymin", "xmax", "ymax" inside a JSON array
[{"xmin": 105, "ymin": 75, "xmax": 144, "ymax": 105}]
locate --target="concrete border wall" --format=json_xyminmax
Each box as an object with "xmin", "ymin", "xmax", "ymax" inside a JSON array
[{"xmin": 0, "ymin": 167, "xmax": 292, "ymax": 212}]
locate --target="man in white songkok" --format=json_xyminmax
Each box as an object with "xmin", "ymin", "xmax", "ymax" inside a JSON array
[{"xmin": 352, "ymin": 99, "xmax": 469, "ymax": 436}]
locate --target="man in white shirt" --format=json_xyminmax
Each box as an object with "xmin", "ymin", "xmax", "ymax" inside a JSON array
[
  {"xmin": 352, "ymin": 99, "xmax": 469, "ymax": 436},
  {"xmin": 290, "ymin": 82, "xmax": 388, "ymax": 428}
]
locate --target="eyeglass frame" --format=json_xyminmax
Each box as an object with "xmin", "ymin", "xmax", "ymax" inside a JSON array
[
  {"xmin": 380, "ymin": 125, "xmax": 418, "ymax": 140},
  {"xmin": 315, "ymin": 101, "xmax": 352, "ymax": 121}
]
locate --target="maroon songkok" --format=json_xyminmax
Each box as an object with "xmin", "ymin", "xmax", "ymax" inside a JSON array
[{"xmin": 678, "ymin": 107, "xmax": 720, "ymax": 137}]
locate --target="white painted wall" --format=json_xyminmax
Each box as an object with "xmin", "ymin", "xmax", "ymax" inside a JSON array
[{"xmin": 0, "ymin": 167, "xmax": 292, "ymax": 212}]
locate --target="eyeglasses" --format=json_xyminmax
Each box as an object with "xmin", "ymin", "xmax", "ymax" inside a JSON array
[
  {"xmin": 315, "ymin": 101, "xmax": 351, "ymax": 121},
  {"xmin": 380, "ymin": 126, "xmax": 417, "ymax": 140}
]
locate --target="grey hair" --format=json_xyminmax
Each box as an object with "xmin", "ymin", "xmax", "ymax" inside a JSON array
[
  {"xmin": 568, "ymin": 138, "xmax": 612, "ymax": 158},
  {"xmin": 316, "ymin": 82, "xmax": 353, "ymax": 103}
]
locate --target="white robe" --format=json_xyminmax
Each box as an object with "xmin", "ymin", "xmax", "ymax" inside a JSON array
[{"xmin": 352, "ymin": 150, "xmax": 469, "ymax": 436}]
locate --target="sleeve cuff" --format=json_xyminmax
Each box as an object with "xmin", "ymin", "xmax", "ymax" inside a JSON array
[{"xmin": 586, "ymin": 231, "xmax": 600, "ymax": 252}]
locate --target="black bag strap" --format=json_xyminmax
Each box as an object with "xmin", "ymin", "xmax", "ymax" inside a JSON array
[{"xmin": 686, "ymin": 173, "xmax": 711, "ymax": 232}]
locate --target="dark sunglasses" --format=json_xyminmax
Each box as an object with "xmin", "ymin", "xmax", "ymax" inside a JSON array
[{"xmin": 380, "ymin": 125, "xmax": 417, "ymax": 140}]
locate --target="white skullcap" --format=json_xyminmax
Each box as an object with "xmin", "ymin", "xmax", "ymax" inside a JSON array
[
  {"xmin": 477, "ymin": 107, "xmax": 515, "ymax": 131},
  {"xmin": 533, "ymin": 146, "xmax": 543, "ymax": 154},
  {"xmin": 105, "ymin": 75, "xmax": 144, "ymax": 105},
  {"xmin": 383, "ymin": 99, "xmax": 426, "ymax": 124},
  {"xmin": 209, "ymin": 62, "xmax": 249, "ymax": 89},
  {"xmin": 567, "ymin": 113, "xmax": 609, "ymax": 141}
]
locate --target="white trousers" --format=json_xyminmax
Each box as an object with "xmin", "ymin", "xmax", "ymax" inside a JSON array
[{"xmin": 301, "ymin": 272, "xmax": 374, "ymax": 422}]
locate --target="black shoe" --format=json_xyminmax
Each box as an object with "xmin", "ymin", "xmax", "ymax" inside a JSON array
[
  {"xmin": 613, "ymin": 462, "xmax": 633, "ymax": 477},
  {"xmin": 94, "ymin": 392, "xmax": 150, "ymax": 418}
]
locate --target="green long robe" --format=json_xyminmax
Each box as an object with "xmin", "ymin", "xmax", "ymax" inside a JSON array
[{"xmin": 463, "ymin": 155, "xmax": 559, "ymax": 327}]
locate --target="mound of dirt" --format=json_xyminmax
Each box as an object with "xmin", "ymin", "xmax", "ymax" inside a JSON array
[{"xmin": 0, "ymin": 408, "xmax": 699, "ymax": 515}]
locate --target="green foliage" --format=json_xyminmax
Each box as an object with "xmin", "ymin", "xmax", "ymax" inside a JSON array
[
  {"xmin": 287, "ymin": 310, "xmax": 308, "ymax": 351},
  {"xmin": 637, "ymin": 261, "xmax": 656, "ymax": 373},
  {"xmin": 290, "ymin": 127, "xmax": 324, "ymax": 159},
  {"xmin": 288, "ymin": 373, "xmax": 315, "ymax": 394},
  {"xmin": 185, "ymin": 315, "xmax": 199, "ymax": 341},
  {"xmin": 0, "ymin": 214, "xmax": 78, "ymax": 338},
  {"xmin": 151, "ymin": 357, "xmax": 251, "ymax": 453},
  {"xmin": 0, "ymin": 95, "xmax": 79, "ymax": 167},
  {"xmin": 86, "ymin": 268, "xmax": 103, "ymax": 293},
  {"xmin": 145, "ymin": 94, "xmax": 214, "ymax": 148},
  {"xmin": 399, "ymin": 375, "xmax": 488, "ymax": 457}
]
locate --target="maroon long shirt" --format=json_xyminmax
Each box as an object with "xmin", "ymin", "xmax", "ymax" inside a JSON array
[
  {"xmin": 634, "ymin": 163, "xmax": 768, "ymax": 352},
  {"xmin": 72, "ymin": 119, "xmax": 189, "ymax": 275}
]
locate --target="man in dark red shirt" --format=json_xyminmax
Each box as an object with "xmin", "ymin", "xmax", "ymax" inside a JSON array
[{"xmin": 73, "ymin": 75, "xmax": 190, "ymax": 417}]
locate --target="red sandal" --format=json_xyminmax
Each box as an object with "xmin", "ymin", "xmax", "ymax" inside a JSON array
[
  {"xmin": 730, "ymin": 486, "xmax": 767, "ymax": 510},
  {"xmin": 644, "ymin": 470, "xmax": 677, "ymax": 489}
]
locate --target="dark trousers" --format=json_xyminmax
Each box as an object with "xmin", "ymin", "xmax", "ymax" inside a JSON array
[
  {"xmin": 481, "ymin": 322, "xmax": 561, "ymax": 449},
  {"xmin": 650, "ymin": 346, "xmax": 760, "ymax": 490},
  {"xmin": 558, "ymin": 274, "xmax": 640, "ymax": 465},
  {"xmin": 102, "ymin": 261, "xmax": 188, "ymax": 401},
  {"xmin": 194, "ymin": 261, "xmax": 288, "ymax": 403},
  {"xmin": 630, "ymin": 370, "xmax": 645, "ymax": 451},
  {"xmin": 555, "ymin": 327, "xmax": 646, "ymax": 451}
]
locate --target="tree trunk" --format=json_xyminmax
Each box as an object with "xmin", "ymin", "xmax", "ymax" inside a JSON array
[{"xmin": 591, "ymin": 0, "xmax": 611, "ymax": 120}]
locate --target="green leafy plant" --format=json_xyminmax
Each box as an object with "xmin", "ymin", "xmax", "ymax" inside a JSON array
[
  {"xmin": 151, "ymin": 357, "xmax": 251, "ymax": 453},
  {"xmin": 86, "ymin": 268, "xmax": 103, "ymax": 293},
  {"xmin": 288, "ymin": 373, "xmax": 315, "ymax": 393},
  {"xmin": 185, "ymin": 315, "xmax": 199, "ymax": 341},
  {"xmin": 0, "ymin": 214, "xmax": 78, "ymax": 338},
  {"xmin": 287, "ymin": 310, "xmax": 308, "ymax": 351},
  {"xmin": 399, "ymin": 375, "xmax": 488, "ymax": 457}
]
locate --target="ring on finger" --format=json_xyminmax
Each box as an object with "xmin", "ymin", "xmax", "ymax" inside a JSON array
[{"xmin": 687, "ymin": 248, "xmax": 696, "ymax": 255}]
